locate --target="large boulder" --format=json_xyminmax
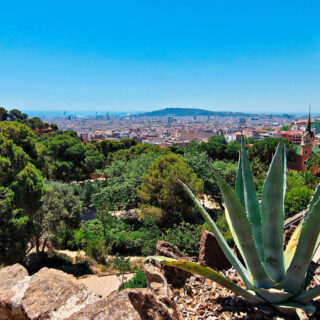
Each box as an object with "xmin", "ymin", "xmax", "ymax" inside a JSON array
[
  {"xmin": 0, "ymin": 264, "xmax": 182, "ymax": 320},
  {"xmin": 144, "ymin": 263, "xmax": 172, "ymax": 297},
  {"xmin": 198, "ymin": 230, "xmax": 231, "ymax": 270},
  {"xmin": 156, "ymin": 241, "xmax": 192, "ymax": 288},
  {"xmin": 0, "ymin": 265, "xmax": 99, "ymax": 320},
  {"xmin": 128, "ymin": 289, "xmax": 182, "ymax": 320},
  {"xmin": 0, "ymin": 263, "xmax": 29, "ymax": 320},
  {"xmin": 21, "ymin": 268, "xmax": 99, "ymax": 319},
  {"xmin": 67, "ymin": 289, "xmax": 141, "ymax": 320}
]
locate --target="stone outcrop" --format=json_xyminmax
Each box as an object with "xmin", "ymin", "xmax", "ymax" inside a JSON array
[
  {"xmin": 0, "ymin": 265, "xmax": 99, "ymax": 320},
  {"xmin": 128, "ymin": 289, "xmax": 181, "ymax": 320},
  {"xmin": 144, "ymin": 263, "xmax": 172, "ymax": 297},
  {"xmin": 67, "ymin": 290, "xmax": 141, "ymax": 320},
  {"xmin": 0, "ymin": 263, "xmax": 182, "ymax": 320},
  {"xmin": 156, "ymin": 241, "xmax": 192, "ymax": 287},
  {"xmin": 0, "ymin": 263, "xmax": 29, "ymax": 320},
  {"xmin": 198, "ymin": 230, "xmax": 231, "ymax": 270}
]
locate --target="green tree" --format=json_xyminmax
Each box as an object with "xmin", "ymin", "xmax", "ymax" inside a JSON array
[
  {"xmin": 248, "ymin": 138, "xmax": 297, "ymax": 165},
  {"xmin": 306, "ymin": 152, "xmax": 320, "ymax": 173},
  {"xmin": 93, "ymin": 152, "xmax": 160, "ymax": 210},
  {"xmin": 281, "ymin": 125, "xmax": 290, "ymax": 131},
  {"xmin": 184, "ymin": 151, "xmax": 238, "ymax": 209},
  {"xmin": 138, "ymin": 153, "xmax": 203, "ymax": 223},
  {"xmin": 8, "ymin": 109, "xmax": 28, "ymax": 121},
  {"xmin": 0, "ymin": 132, "xmax": 44, "ymax": 264},
  {"xmin": 33, "ymin": 181, "xmax": 82, "ymax": 253},
  {"xmin": 284, "ymin": 186, "xmax": 313, "ymax": 218},
  {"xmin": 0, "ymin": 107, "xmax": 9, "ymax": 121}
]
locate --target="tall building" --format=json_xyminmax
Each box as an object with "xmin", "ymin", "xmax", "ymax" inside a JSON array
[{"xmin": 167, "ymin": 116, "xmax": 174, "ymax": 124}]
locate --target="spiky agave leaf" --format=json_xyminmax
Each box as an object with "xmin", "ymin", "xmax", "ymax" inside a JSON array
[
  {"xmin": 260, "ymin": 143, "xmax": 286, "ymax": 282},
  {"xmin": 294, "ymin": 285, "xmax": 320, "ymax": 304},
  {"xmin": 236, "ymin": 139, "xmax": 264, "ymax": 263},
  {"xmin": 209, "ymin": 163, "xmax": 274, "ymax": 289},
  {"xmin": 180, "ymin": 180, "xmax": 254, "ymax": 289},
  {"xmin": 274, "ymin": 302, "xmax": 316, "ymax": 320},
  {"xmin": 284, "ymin": 222, "xmax": 302, "ymax": 270},
  {"xmin": 150, "ymin": 256, "xmax": 264, "ymax": 304},
  {"xmin": 279, "ymin": 183, "xmax": 320, "ymax": 294}
]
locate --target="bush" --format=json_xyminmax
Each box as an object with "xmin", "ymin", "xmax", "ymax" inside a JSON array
[
  {"xmin": 161, "ymin": 222, "xmax": 204, "ymax": 257},
  {"xmin": 285, "ymin": 186, "xmax": 314, "ymax": 218},
  {"xmin": 215, "ymin": 214, "xmax": 234, "ymax": 246},
  {"xmin": 120, "ymin": 269, "xmax": 147, "ymax": 290}
]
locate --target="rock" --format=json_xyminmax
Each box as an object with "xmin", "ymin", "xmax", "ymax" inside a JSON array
[
  {"xmin": 156, "ymin": 241, "xmax": 192, "ymax": 288},
  {"xmin": 0, "ymin": 265, "xmax": 99, "ymax": 320},
  {"xmin": 198, "ymin": 230, "xmax": 231, "ymax": 270},
  {"xmin": 144, "ymin": 263, "xmax": 171, "ymax": 296},
  {"xmin": 156, "ymin": 241, "xmax": 185, "ymax": 260},
  {"xmin": 67, "ymin": 289, "xmax": 141, "ymax": 320},
  {"xmin": 128, "ymin": 288, "xmax": 182, "ymax": 320},
  {"xmin": 0, "ymin": 263, "xmax": 29, "ymax": 320},
  {"xmin": 109, "ymin": 209, "xmax": 142, "ymax": 223},
  {"xmin": 21, "ymin": 268, "xmax": 99, "ymax": 319}
]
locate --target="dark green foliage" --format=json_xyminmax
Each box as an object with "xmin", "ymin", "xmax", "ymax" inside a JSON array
[
  {"xmin": 93, "ymin": 153, "xmax": 161, "ymax": 210},
  {"xmin": 73, "ymin": 181, "xmax": 99, "ymax": 207},
  {"xmin": 197, "ymin": 137, "xmax": 240, "ymax": 161},
  {"xmin": 215, "ymin": 214, "xmax": 234, "ymax": 246},
  {"xmin": 96, "ymin": 138, "xmax": 136, "ymax": 158},
  {"xmin": 161, "ymin": 222, "xmax": 204, "ymax": 256},
  {"xmin": 109, "ymin": 143, "xmax": 167, "ymax": 163},
  {"xmin": 248, "ymin": 137, "xmax": 297, "ymax": 165},
  {"xmin": 138, "ymin": 153, "xmax": 204, "ymax": 223},
  {"xmin": 281, "ymin": 125, "xmax": 290, "ymax": 131},
  {"xmin": 120, "ymin": 269, "xmax": 147, "ymax": 290},
  {"xmin": 0, "ymin": 124, "xmax": 44, "ymax": 264},
  {"xmin": 285, "ymin": 186, "xmax": 313, "ymax": 218},
  {"xmin": 23, "ymin": 252, "xmax": 91, "ymax": 276},
  {"xmin": 33, "ymin": 181, "xmax": 82, "ymax": 253}
]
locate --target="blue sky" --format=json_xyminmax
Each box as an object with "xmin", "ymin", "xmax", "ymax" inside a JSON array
[{"xmin": 0, "ymin": 0, "xmax": 319, "ymax": 113}]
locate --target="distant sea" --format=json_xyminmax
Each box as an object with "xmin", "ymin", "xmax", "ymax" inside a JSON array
[{"xmin": 24, "ymin": 111, "xmax": 135, "ymax": 118}]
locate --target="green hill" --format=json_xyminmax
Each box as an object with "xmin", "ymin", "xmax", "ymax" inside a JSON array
[{"xmin": 133, "ymin": 108, "xmax": 251, "ymax": 117}]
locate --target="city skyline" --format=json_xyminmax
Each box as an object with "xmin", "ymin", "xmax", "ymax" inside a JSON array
[{"xmin": 1, "ymin": 1, "xmax": 319, "ymax": 113}]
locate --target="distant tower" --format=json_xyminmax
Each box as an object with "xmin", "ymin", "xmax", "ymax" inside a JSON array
[{"xmin": 300, "ymin": 108, "xmax": 314, "ymax": 157}]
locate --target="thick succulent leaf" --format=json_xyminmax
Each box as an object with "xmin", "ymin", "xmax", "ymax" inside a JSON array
[
  {"xmin": 225, "ymin": 207, "xmax": 248, "ymax": 267},
  {"xmin": 255, "ymin": 288, "xmax": 292, "ymax": 304},
  {"xmin": 150, "ymin": 256, "xmax": 265, "ymax": 304},
  {"xmin": 237, "ymin": 140, "xmax": 264, "ymax": 263},
  {"xmin": 274, "ymin": 302, "xmax": 315, "ymax": 319},
  {"xmin": 210, "ymin": 163, "xmax": 274, "ymax": 289},
  {"xmin": 261, "ymin": 143, "xmax": 286, "ymax": 282},
  {"xmin": 284, "ymin": 222, "xmax": 302, "ymax": 270},
  {"xmin": 180, "ymin": 181, "xmax": 254, "ymax": 289},
  {"xmin": 279, "ymin": 183, "xmax": 320, "ymax": 294},
  {"xmin": 295, "ymin": 286, "xmax": 320, "ymax": 304},
  {"xmin": 235, "ymin": 155, "xmax": 245, "ymax": 208}
]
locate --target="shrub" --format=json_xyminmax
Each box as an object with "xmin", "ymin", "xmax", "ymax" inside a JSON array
[
  {"xmin": 162, "ymin": 222, "xmax": 204, "ymax": 257},
  {"xmin": 120, "ymin": 269, "xmax": 147, "ymax": 290}
]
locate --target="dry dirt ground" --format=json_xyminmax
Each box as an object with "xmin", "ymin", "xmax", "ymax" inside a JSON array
[{"xmin": 78, "ymin": 274, "xmax": 134, "ymax": 298}]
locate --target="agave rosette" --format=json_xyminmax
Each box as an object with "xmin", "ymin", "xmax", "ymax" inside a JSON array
[{"xmin": 150, "ymin": 140, "xmax": 320, "ymax": 319}]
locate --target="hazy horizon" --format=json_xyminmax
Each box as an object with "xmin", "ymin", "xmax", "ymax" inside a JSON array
[{"xmin": 1, "ymin": 1, "xmax": 319, "ymax": 114}]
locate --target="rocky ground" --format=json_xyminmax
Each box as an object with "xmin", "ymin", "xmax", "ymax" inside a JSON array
[{"xmin": 1, "ymin": 230, "xmax": 320, "ymax": 319}]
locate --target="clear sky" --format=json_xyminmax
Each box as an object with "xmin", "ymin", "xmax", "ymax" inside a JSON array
[{"xmin": 0, "ymin": 0, "xmax": 319, "ymax": 114}]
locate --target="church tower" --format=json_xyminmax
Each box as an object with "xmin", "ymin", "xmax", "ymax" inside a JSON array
[{"xmin": 300, "ymin": 110, "xmax": 314, "ymax": 157}]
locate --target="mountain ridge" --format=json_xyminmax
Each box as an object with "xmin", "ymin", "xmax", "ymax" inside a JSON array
[{"xmin": 132, "ymin": 107, "xmax": 253, "ymax": 117}]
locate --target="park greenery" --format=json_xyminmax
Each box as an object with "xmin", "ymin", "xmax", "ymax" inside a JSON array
[{"xmin": 0, "ymin": 106, "xmax": 319, "ymax": 282}]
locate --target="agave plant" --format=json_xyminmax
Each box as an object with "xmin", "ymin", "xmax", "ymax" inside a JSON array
[{"xmin": 152, "ymin": 141, "xmax": 320, "ymax": 319}]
